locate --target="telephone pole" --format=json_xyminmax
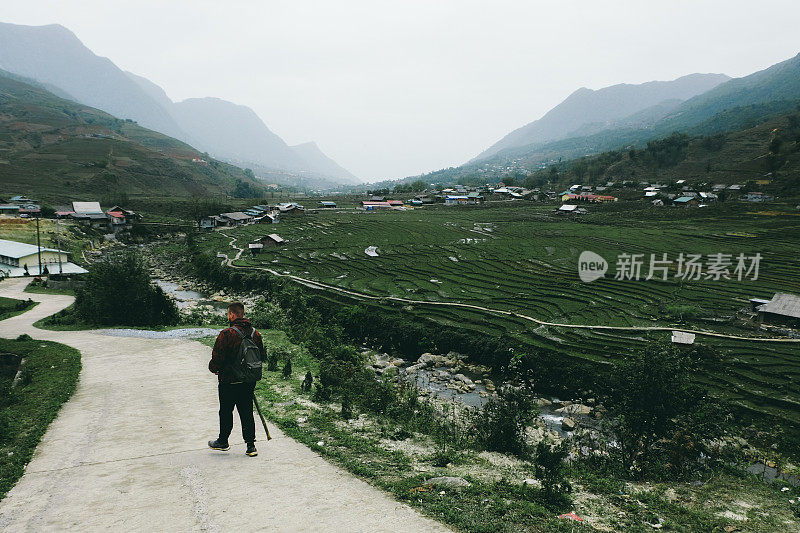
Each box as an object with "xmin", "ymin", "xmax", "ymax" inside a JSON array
[
  {"xmin": 55, "ymin": 215, "xmax": 63, "ymax": 274},
  {"xmin": 35, "ymin": 213, "xmax": 43, "ymax": 276}
]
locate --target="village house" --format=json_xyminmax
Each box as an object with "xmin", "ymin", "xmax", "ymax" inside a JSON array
[
  {"xmin": 219, "ymin": 212, "xmax": 253, "ymax": 226},
  {"xmin": 561, "ymin": 193, "xmax": 617, "ymax": 203},
  {"xmin": 0, "ymin": 238, "xmax": 87, "ymax": 277},
  {"xmin": 0, "ymin": 204, "xmax": 20, "ymax": 216},
  {"xmin": 71, "ymin": 201, "xmax": 109, "ymax": 228},
  {"xmin": 256, "ymin": 234, "xmax": 285, "ymax": 248},
  {"xmin": 744, "ymin": 192, "xmax": 774, "ymax": 202},
  {"xmin": 318, "ymin": 201, "xmax": 337, "ymax": 208},
  {"xmin": 106, "ymin": 206, "xmax": 140, "ymax": 228},
  {"xmin": 361, "ymin": 201, "xmax": 392, "ymax": 210},
  {"xmin": 671, "ymin": 331, "xmax": 696, "ymax": 346},
  {"xmin": 276, "ymin": 202, "xmax": 305, "ymax": 216},
  {"xmin": 755, "ymin": 293, "xmax": 800, "ymax": 328},
  {"xmin": 673, "ymin": 196, "xmax": 698, "ymax": 206}
]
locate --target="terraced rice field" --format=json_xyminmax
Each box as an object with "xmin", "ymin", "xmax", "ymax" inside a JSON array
[{"xmin": 197, "ymin": 202, "xmax": 800, "ymax": 422}]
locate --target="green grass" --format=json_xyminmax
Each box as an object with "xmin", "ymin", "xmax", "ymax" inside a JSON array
[
  {"xmin": 193, "ymin": 201, "xmax": 800, "ymax": 424},
  {"xmin": 0, "ymin": 337, "xmax": 81, "ymax": 500},
  {"xmin": 23, "ymin": 283, "xmax": 76, "ymax": 296},
  {"xmin": 0, "ymin": 296, "xmax": 37, "ymax": 321}
]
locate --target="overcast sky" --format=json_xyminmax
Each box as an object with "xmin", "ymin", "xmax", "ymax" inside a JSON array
[{"xmin": 4, "ymin": 1, "xmax": 800, "ymax": 180}]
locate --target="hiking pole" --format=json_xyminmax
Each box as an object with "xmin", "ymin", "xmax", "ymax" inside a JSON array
[{"xmin": 253, "ymin": 393, "xmax": 272, "ymax": 441}]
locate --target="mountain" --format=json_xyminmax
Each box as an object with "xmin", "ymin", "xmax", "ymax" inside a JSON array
[
  {"xmin": 168, "ymin": 97, "xmax": 306, "ymax": 171},
  {"xmin": 655, "ymin": 52, "xmax": 800, "ymax": 133},
  {"xmin": 289, "ymin": 141, "xmax": 357, "ymax": 182},
  {"xmin": 475, "ymin": 73, "xmax": 731, "ymax": 161},
  {"xmin": 0, "ymin": 22, "xmax": 188, "ymax": 140},
  {"xmin": 0, "ymin": 69, "xmax": 261, "ymax": 200},
  {"xmin": 0, "ymin": 22, "xmax": 357, "ymax": 185}
]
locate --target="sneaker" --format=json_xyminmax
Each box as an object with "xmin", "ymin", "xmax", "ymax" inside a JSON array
[
  {"xmin": 246, "ymin": 443, "xmax": 258, "ymax": 457},
  {"xmin": 208, "ymin": 439, "xmax": 230, "ymax": 451}
]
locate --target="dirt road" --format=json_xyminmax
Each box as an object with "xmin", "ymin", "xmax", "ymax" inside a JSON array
[{"xmin": 0, "ymin": 278, "xmax": 449, "ymax": 532}]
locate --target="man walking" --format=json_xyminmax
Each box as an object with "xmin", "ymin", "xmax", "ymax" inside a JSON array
[{"xmin": 208, "ymin": 301, "xmax": 266, "ymax": 456}]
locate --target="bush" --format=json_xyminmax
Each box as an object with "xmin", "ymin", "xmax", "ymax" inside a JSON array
[
  {"xmin": 74, "ymin": 251, "xmax": 179, "ymax": 326},
  {"xmin": 534, "ymin": 441, "xmax": 572, "ymax": 505},
  {"xmin": 608, "ymin": 341, "xmax": 727, "ymax": 479},
  {"xmin": 475, "ymin": 385, "xmax": 537, "ymax": 457}
]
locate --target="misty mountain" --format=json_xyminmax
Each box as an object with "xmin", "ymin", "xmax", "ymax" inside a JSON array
[
  {"xmin": 655, "ymin": 52, "xmax": 800, "ymax": 133},
  {"xmin": 0, "ymin": 22, "xmax": 357, "ymax": 185},
  {"xmin": 475, "ymin": 73, "xmax": 731, "ymax": 161},
  {"xmin": 0, "ymin": 22, "xmax": 188, "ymax": 141},
  {"xmin": 289, "ymin": 142, "xmax": 357, "ymax": 182},
  {"xmin": 168, "ymin": 97, "xmax": 306, "ymax": 172},
  {"xmin": 0, "ymin": 69, "xmax": 262, "ymax": 200}
]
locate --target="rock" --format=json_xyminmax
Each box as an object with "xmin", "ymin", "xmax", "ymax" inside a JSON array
[
  {"xmin": 555, "ymin": 404, "xmax": 592, "ymax": 416},
  {"xmin": 427, "ymin": 476, "xmax": 471, "ymax": 488},
  {"xmin": 417, "ymin": 353, "xmax": 437, "ymax": 366},
  {"xmin": 522, "ymin": 478, "xmax": 542, "ymax": 488},
  {"xmin": 664, "ymin": 488, "xmax": 678, "ymax": 503},
  {"xmin": 534, "ymin": 398, "xmax": 553, "ymax": 408},
  {"xmin": 404, "ymin": 363, "xmax": 424, "ymax": 374},
  {"xmin": 454, "ymin": 374, "xmax": 474, "ymax": 386},
  {"xmin": 561, "ymin": 418, "xmax": 576, "ymax": 431}
]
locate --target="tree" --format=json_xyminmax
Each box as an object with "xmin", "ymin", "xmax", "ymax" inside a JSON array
[
  {"xmin": 608, "ymin": 341, "xmax": 724, "ymax": 478},
  {"xmin": 74, "ymin": 251, "xmax": 179, "ymax": 326}
]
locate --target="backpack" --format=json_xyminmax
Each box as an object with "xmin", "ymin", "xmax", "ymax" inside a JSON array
[{"xmin": 229, "ymin": 326, "xmax": 263, "ymax": 382}]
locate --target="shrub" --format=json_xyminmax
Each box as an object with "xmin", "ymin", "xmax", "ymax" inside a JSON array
[
  {"xmin": 534, "ymin": 441, "xmax": 572, "ymax": 504},
  {"xmin": 74, "ymin": 251, "xmax": 179, "ymax": 326},
  {"xmin": 608, "ymin": 341, "xmax": 727, "ymax": 479},
  {"xmin": 475, "ymin": 385, "xmax": 537, "ymax": 457}
]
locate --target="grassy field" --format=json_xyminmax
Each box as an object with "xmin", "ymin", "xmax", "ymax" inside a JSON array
[
  {"xmin": 0, "ymin": 296, "xmax": 37, "ymax": 322},
  {"xmin": 0, "ymin": 336, "xmax": 81, "ymax": 500},
  {"xmin": 193, "ymin": 200, "xmax": 800, "ymax": 424}
]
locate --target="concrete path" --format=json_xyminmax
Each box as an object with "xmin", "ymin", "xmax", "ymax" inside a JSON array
[{"xmin": 0, "ymin": 278, "xmax": 450, "ymax": 532}]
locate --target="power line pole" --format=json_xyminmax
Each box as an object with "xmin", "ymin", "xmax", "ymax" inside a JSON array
[
  {"xmin": 35, "ymin": 213, "xmax": 43, "ymax": 276},
  {"xmin": 55, "ymin": 215, "xmax": 63, "ymax": 274}
]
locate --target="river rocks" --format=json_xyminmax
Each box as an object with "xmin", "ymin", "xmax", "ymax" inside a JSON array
[
  {"xmin": 417, "ymin": 353, "xmax": 441, "ymax": 367},
  {"xmin": 404, "ymin": 363, "xmax": 425, "ymax": 374},
  {"xmin": 453, "ymin": 374, "xmax": 474, "ymax": 387},
  {"xmin": 561, "ymin": 418, "xmax": 576, "ymax": 431},
  {"xmin": 555, "ymin": 403, "xmax": 592, "ymax": 416},
  {"xmin": 534, "ymin": 398, "xmax": 553, "ymax": 408},
  {"xmin": 427, "ymin": 476, "xmax": 471, "ymax": 488}
]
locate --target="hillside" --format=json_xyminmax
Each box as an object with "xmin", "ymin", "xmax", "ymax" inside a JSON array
[
  {"xmin": 524, "ymin": 107, "xmax": 800, "ymax": 196},
  {"xmin": 475, "ymin": 73, "xmax": 730, "ymax": 160},
  {"xmin": 0, "ymin": 70, "xmax": 262, "ymax": 201},
  {"xmin": 0, "ymin": 22, "xmax": 357, "ymax": 185}
]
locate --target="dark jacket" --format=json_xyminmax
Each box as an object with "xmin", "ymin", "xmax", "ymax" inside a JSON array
[{"xmin": 209, "ymin": 318, "xmax": 266, "ymax": 383}]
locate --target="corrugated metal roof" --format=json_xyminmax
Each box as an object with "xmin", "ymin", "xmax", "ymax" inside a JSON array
[
  {"xmin": 267, "ymin": 234, "xmax": 284, "ymax": 243},
  {"xmin": 671, "ymin": 331, "xmax": 696, "ymax": 344},
  {"xmin": 220, "ymin": 212, "xmax": 252, "ymax": 221},
  {"xmin": 72, "ymin": 201, "xmax": 102, "ymax": 213},
  {"xmin": 0, "ymin": 238, "xmax": 66, "ymax": 258},
  {"xmin": 758, "ymin": 293, "xmax": 800, "ymax": 319}
]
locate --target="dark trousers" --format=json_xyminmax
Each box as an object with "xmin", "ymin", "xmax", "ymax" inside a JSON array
[{"xmin": 218, "ymin": 382, "xmax": 257, "ymax": 444}]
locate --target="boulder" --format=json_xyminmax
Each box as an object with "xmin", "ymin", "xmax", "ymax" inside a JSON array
[
  {"xmin": 404, "ymin": 363, "xmax": 425, "ymax": 374},
  {"xmin": 555, "ymin": 404, "xmax": 592, "ymax": 416},
  {"xmin": 417, "ymin": 353, "xmax": 441, "ymax": 367},
  {"xmin": 561, "ymin": 417, "xmax": 576, "ymax": 431},
  {"xmin": 427, "ymin": 476, "xmax": 471, "ymax": 488},
  {"xmin": 453, "ymin": 374, "xmax": 474, "ymax": 386},
  {"xmin": 534, "ymin": 398, "xmax": 553, "ymax": 408}
]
